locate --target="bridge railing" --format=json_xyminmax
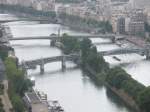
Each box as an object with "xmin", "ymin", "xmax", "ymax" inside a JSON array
[{"xmin": 98, "ymin": 48, "xmax": 146, "ymax": 56}]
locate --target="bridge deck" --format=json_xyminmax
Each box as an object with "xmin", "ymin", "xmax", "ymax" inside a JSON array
[
  {"xmin": 22, "ymin": 54, "xmax": 79, "ymax": 68},
  {"xmin": 9, "ymin": 34, "xmax": 115, "ymax": 41},
  {"xmin": 98, "ymin": 48, "xmax": 146, "ymax": 56}
]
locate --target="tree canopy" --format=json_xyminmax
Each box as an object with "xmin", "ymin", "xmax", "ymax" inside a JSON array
[
  {"xmin": 5, "ymin": 57, "xmax": 33, "ymax": 112},
  {"xmin": 137, "ymin": 87, "xmax": 150, "ymax": 112}
]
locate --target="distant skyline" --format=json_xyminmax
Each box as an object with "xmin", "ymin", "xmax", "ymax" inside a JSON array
[{"xmin": 130, "ymin": 0, "xmax": 150, "ymax": 8}]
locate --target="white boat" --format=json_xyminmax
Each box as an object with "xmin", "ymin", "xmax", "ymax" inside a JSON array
[
  {"xmin": 30, "ymin": 77, "xmax": 35, "ymax": 86},
  {"xmin": 37, "ymin": 91, "xmax": 47, "ymax": 101}
]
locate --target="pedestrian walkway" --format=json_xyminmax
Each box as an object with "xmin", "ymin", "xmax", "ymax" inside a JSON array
[{"xmin": 0, "ymin": 80, "xmax": 13, "ymax": 112}]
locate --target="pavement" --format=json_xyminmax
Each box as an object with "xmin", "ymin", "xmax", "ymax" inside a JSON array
[{"xmin": 0, "ymin": 80, "xmax": 13, "ymax": 112}]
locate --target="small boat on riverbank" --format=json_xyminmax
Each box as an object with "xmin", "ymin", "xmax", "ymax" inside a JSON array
[
  {"xmin": 35, "ymin": 90, "xmax": 65, "ymax": 112},
  {"xmin": 36, "ymin": 90, "xmax": 47, "ymax": 101},
  {"xmin": 48, "ymin": 100, "xmax": 64, "ymax": 112},
  {"xmin": 113, "ymin": 56, "xmax": 121, "ymax": 61}
]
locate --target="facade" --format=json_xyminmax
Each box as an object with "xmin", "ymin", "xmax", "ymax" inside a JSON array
[
  {"xmin": 128, "ymin": 9, "xmax": 145, "ymax": 35},
  {"xmin": 117, "ymin": 17, "xmax": 125, "ymax": 34},
  {"xmin": 0, "ymin": 0, "xmax": 55, "ymax": 11},
  {"xmin": 129, "ymin": 22, "xmax": 144, "ymax": 35},
  {"xmin": 96, "ymin": 0, "xmax": 111, "ymax": 21}
]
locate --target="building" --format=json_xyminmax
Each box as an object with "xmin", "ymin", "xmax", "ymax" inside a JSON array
[
  {"xmin": 96, "ymin": 0, "xmax": 111, "ymax": 21},
  {"xmin": 128, "ymin": 9, "xmax": 145, "ymax": 35},
  {"xmin": 31, "ymin": 0, "xmax": 55, "ymax": 11},
  {"xmin": 117, "ymin": 17, "xmax": 125, "ymax": 34}
]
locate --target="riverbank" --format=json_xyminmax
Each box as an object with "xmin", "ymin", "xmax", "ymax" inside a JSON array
[
  {"xmin": 0, "ymin": 4, "xmax": 56, "ymax": 23},
  {"xmin": 1, "ymin": 8, "xmax": 149, "ymax": 111},
  {"xmin": 107, "ymin": 85, "xmax": 141, "ymax": 112},
  {"xmin": 0, "ymin": 4, "xmax": 113, "ymax": 34},
  {"xmin": 58, "ymin": 13, "xmax": 112, "ymax": 34},
  {"xmin": 59, "ymin": 34, "xmax": 150, "ymax": 112}
]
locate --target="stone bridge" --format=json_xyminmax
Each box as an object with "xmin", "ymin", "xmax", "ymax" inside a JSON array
[
  {"xmin": 21, "ymin": 54, "xmax": 79, "ymax": 74},
  {"xmin": 98, "ymin": 48, "xmax": 150, "ymax": 59},
  {"xmin": 9, "ymin": 34, "xmax": 115, "ymax": 40},
  {"xmin": 0, "ymin": 18, "xmax": 52, "ymax": 23},
  {"xmin": 9, "ymin": 34, "xmax": 118, "ymax": 46}
]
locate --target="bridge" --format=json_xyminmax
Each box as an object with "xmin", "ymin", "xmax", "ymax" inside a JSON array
[
  {"xmin": 21, "ymin": 54, "xmax": 79, "ymax": 74},
  {"xmin": 98, "ymin": 48, "xmax": 150, "ymax": 59},
  {"xmin": 9, "ymin": 34, "xmax": 117, "ymax": 46},
  {"xmin": 0, "ymin": 18, "xmax": 53, "ymax": 23},
  {"xmin": 9, "ymin": 34, "xmax": 115, "ymax": 40}
]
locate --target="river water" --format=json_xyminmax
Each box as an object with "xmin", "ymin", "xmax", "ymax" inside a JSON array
[{"xmin": 3, "ymin": 14, "xmax": 150, "ymax": 112}]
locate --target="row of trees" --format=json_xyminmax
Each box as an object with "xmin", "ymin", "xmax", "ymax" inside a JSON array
[
  {"xmin": 0, "ymin": 46, "xmax": 14, "ymax": 61},
  {"xmin": 60, "ymin": 34, "xmax": 150, "ymax": 112},
  {"xmin": 5, "ymin": 57, "xmax": 33, "ymax": 112},
  {"xmin": 0, "ymin": 99, "xmax": 4, "ymax": 112},
  {"xmin": 0, "ymin": 4, "xmax": 56, "ymax": 19},
  {"xmin": 145, "ymin": 22, "xmax": 150, "ymax": 33},
  {"xmin": 80, "ymin": 38, "xmax": 109, "ymax": 74},
  {"xmin": 106, "ymin": 67, "xmax": 150, "ymax": 112},
  {"xmin": 60, "ymin": 34, "xmax": 109, "ymax": 80},
  {"xmin": 56, "ymin": 0, "xmax": 85, "ymax": 3},
  {"xmin": 59, "ymin": 13, "xmax": 112, "ymax": 33},
  {"xmin": 60, "ymin": 33, "xmax": 80, "ymax": 54}
]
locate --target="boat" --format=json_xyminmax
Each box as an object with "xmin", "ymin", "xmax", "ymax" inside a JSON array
[
  {"xmin": 30, "ymin": 77, "xmax": 35, "ymax": 86},
  {"xmin": 36, "ymin": 90, "xmax": 47, "ymax": 101},
  {"xmin": 48, "ymin": 100, "xmax": 64, "ymax": 112},
  {"xmin": 113, "ymin": 56, "xmax": 121, "ymax": 61}
]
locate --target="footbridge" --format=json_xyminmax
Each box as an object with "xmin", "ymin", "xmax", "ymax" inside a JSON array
[
  {"xmin": 21, "ymin": 54, "xmax": 79, "ymax": 74},
  {"xmin": 98, "ymin": 48, "xmax": 150, "ymax": 59}
]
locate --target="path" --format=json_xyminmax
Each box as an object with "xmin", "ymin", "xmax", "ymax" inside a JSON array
[{"xmin": 0, "ymin": 80, "xmax": 13, "ymax": 112}]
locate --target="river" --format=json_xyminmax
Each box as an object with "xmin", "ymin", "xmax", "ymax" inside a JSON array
[{"xmin": 2, "ymin": 14, "xmax": 150, "ymax": 112}]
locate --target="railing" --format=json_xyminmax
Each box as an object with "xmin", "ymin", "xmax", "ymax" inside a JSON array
[{"xmin": 98, "ymin": 48, "xmax": 146, "ymax": 56}]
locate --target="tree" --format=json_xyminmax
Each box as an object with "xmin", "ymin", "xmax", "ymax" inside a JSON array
[
  {"xmin": 5, "ymin": 57, "xmax": 33, "ymax": 112},
  {"xmin": 61, "ymin": 33, "xmax": 80, "ymax": 54},
  {"xmin": 5, "ymin": 57, "xmax": 32, "ymax": 96},
  {"xmin": 106, "ymin": 67, "xmax": 130, "ymax": 89},
  {"xmin": 137, "ymin": 87, "xmax": 150, "ymax": 112},
  {"xmin": 80, "ymin": 38, "xmax": 92, "ymax": 57},
  {"xmin": 11, "ymin": 95, "xmax": 25, "ymax": 112},
  {"xmin": 145, "ymin": 22, "xmax": 150, "ymax": 32}
]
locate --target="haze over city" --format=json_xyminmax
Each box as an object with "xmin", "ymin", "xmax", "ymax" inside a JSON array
[{"xmin": 0, "ymin": 0, "xmax": 150, "ymax": 112}]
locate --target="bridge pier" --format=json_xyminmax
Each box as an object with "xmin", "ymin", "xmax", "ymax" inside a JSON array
[
  {"xmin": 111, "ymin": 36, "xmax": 116, "ymax": 43},
  {"xmin": 146, "ymin": 50, "xmax": 150, "ymax": 60},
  {"xmin": 50, "ymin": 38, "xmax": 57, "ymax": 47},
  {"xmin": 40, "ymin": 64, "xmax": 44, "ymax": 74},
  {"xmin": 40, "ymin": 59, "xmax": 45, "ymax": 74},
  {"xmin": 61, "ymin": 56, "xmax": 66, "ymax": 71}
]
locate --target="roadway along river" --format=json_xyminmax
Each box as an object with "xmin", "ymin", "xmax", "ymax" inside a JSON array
[{"xmin": 3, "ymin": 14, "xmax": 150, "ymax": 112}]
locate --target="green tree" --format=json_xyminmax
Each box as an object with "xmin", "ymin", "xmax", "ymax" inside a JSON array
[
  {"xmin": 11, "ymin": 95, "xmax": 25, "ymax": 112},
  {"xmin": 5, "ymin": 57, "xmax": 33, "ymax": 112},
  {"xmin": 137, "ymin": 87, "xmax": 150, "ymax": 112},
  {"xmin": 122, "ymin": 79, "xmax": 145, "ymax": 100},
  {"xmin": 106, "ymin": 67, "xmax": 130, "ymax": 89},
  {"xmin": 61, "ymin": 33, "xmax": 80, "ymax": 54},
  {"xmin": 145, "ymin": 22, "xmax": 150, "ymax": 32}
]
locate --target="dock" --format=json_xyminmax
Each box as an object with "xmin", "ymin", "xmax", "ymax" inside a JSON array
[{"xmin": 23, "ymin": 89, "xmax": 64, "ymax": 112}]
